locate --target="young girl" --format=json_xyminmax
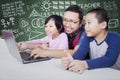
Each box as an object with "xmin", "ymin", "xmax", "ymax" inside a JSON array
[{"xmin": 18, "ymin": 15, "xmax": 68, "ymax": 51}]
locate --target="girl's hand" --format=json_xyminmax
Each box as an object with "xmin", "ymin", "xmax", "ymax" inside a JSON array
[{"xmin": 17, "ymin": 42, "xmax": 27, "ymax": 51}]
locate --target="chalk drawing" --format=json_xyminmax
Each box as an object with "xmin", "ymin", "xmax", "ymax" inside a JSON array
[
  {"xmin": 19, "ymin": 18, "xmax": 29, "ymax": 28},
  {"xmin": 9, "ymin": 17, "xmax": 15, "ymax": 25},
  {"xmin": 70, "ymin": 1, "xmax": 76, "ymax": 5},
  {"xmin": 59, "ymin": 1, "xmax": 64, "ymax": 9},
  {"xmin": 1, "ymin": 19, "xmax": 8, "ymax": 28},
  {"xmin": 1, "ymin": 17, "xmax": 15, "ymax": 28},
  {"xmin": 29, "ymin": 9, "xmax": 41, "ymax": 18},
  {"xmin": 28, "ymin": 30, "xmax": 44, "ymax": 40},
  {"xmin": 41, "ymin": 0, "xmax": 51, "ymax": 12},
  {"xmin": 103, "ymin": 1, "xmax": 117, "ymax": 10},
  {"xmin": 52, "ymin": 1, "xmax": 76, "ymax": 10},
  {"xmin": 31, "ymin": 18, "xmax": 44, "ymax": 28},
  {"xmin": 108, "ymin": 19, "xmax": 119, "ymax": 28},
  {"xmin": 52, "ymin": 1, "xmax": 58, "ymax": 9}
]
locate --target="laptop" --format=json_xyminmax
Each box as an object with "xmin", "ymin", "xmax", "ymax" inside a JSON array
[{"xmin": 1, "ymin": 30, "xmax": 51, "ymax": 64}]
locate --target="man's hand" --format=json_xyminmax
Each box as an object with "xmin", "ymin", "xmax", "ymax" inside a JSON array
[{"xmin": 40, "ymin": 42, "xmax": 49, "ymax": 49}]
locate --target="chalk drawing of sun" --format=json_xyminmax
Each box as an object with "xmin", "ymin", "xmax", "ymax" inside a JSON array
[{"xmin": 41, "ymin": 0, "xmax": 51, "ymax": 12}]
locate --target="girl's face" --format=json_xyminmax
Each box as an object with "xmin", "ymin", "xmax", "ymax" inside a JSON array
[
  {"xmin": 85, "ymin": 13, "xmax": 103, "ymax": 37},
  {"xmin": 45, "ymin": 19, "xmax": 60, "ymax": 39}
]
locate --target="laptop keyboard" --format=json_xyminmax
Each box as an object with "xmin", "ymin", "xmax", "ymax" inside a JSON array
[
  {"xmin": 19, "ymin": 51, "xmax": 51, "ymax": 63},
  {"xmin": 20, "ymin": 51, "xmax": 32, "ymax": 60}
]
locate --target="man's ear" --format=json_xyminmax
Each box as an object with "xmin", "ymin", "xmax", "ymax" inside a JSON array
[{"xmin": 100, "ymin": 21, "xmax": 107, "ymax": 29}]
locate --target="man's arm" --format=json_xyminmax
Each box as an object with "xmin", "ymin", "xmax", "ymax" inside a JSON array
[
  {"xmin": 45, "ymin": 45, "xmax": 79, "ymax": 58},
  {"xmin": 30, "ymin": 45, "xmax": 79, "ymax": 58}
]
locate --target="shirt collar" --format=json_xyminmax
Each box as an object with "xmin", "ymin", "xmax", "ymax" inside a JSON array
[{"xmin": 67, "ymin": 24, "xmax": 84, "ymax": 38}]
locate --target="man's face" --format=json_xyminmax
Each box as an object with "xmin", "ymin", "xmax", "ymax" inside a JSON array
[{"xmin": 63, "ymin": 11, "xmax": 81, "ymax": 34}]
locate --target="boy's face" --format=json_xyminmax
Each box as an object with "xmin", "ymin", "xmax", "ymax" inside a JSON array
[
  {"xmin": 85, "ymin": 13, "xmax": 103, "ymax": 37},
  {"xmin": 63, "ymin": 11, "xmax": 82, "ymax": 34},
  {"xmin": 45, "ymin": 19, "xmax": 59, "ymax": 38}
]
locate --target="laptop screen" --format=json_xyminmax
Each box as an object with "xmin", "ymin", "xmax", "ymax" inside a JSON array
[{"xmin": 1, "ymin": 30, "xmax": 23, "ymax": 62}]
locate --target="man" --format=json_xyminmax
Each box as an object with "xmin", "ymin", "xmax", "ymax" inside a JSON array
[{"xmin": 29, "ymin": 5, "xmax": 85, "ymax": 58}]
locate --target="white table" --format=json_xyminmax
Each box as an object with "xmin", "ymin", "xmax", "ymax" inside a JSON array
[{"xmin": 0, "ymin": 38, "xmax": 120, "ymax": 80}]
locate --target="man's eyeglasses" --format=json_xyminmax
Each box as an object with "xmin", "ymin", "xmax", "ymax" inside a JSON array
[{"xmin": 63, "ymin": 19, "xmax": 80, "ymax": 25}]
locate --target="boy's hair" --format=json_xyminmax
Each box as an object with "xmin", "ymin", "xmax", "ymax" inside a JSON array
[
  {"xmin": 87, "ymin": 7, "xmax": 109, "ymax": 30},
  {"xmin": 65, "ymin": 5, "xmax": 83, "ymax": 20},
  {"xmin": 45, "ymin": 15, "xmax": 64, "ymax": 33}
]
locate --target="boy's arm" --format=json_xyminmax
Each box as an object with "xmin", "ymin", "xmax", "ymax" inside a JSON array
[
  {"xmin": 86, "ymin": 50, "xmax": 120, "ymax": 70},
  {"xmin": 86, "ymin": 34, "xmax": 120, "ymax": 69},
  {"xmin": 72, "ymin": 33, "xmax": 90, "ymax": 60},
  {"xmin": 86, "ymin": 45, "xmax": 120, "ymax": 70}
]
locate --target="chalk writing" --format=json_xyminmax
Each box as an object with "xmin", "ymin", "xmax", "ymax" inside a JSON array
[
  {"xmin": 1, "ymin": 1, "xmax": 25, "ymax": 18},
  {"xmin": 78, "ymin": 2, "xmax": 100, "ymax": 10}
]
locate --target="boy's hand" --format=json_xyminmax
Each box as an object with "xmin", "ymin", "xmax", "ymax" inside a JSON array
[
  {"xmin": 62, "ymin": 50, "xmax": 88, "ymax": 74},
  {"xmin": 61, "ymin": 50, "xmax": 73, "ymax": 70}
]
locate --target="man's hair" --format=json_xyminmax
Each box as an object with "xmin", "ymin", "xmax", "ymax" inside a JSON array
[
  {"xmin": 87, "ymin": 7, "xmax": 109, "ymax": 30},
  {"xmin": 45, "ymin": 15, "xmax": 64, "ymax": 33},
  {"xmin": 65, "ymin": 5, "xmax": 83, "ymax": 20}
]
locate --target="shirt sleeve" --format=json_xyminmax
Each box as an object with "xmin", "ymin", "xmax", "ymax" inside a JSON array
[
  {"xmin": 87, "ymin": 33, "xmax": 120, "ymax": 69},
  {"xmin": 73, "ymin": 33, "xmax": 90, "ymax": 60},
  {"xmin": 25, "ymin": 36, "xmax": 49, "ymax": 44}
]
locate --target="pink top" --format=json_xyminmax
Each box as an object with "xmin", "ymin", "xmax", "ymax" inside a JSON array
[{"xmin": 26, "ymin": 32, "xmax": 68, "ymax": 49}]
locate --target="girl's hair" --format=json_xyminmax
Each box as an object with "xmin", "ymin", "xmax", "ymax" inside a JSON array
[
  {"xmin": 45, "ymin": 15, "xmax": 64, "ymax": 33},
  {"xmin": 87, "ymin": 7, "xmax": 109, "ymax": 30},
  {"xmin": 65, "ymin": 5, "xmax": 83, "ymax": 20}
]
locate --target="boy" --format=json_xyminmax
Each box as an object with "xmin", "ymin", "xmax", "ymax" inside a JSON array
[{"xmin": 62, "ymin": 7, "xmax": 120, "ymax": 73}]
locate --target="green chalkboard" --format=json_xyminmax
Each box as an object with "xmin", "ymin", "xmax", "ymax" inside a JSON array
[{"xmin": 0, "ymin": 0, "xmax": 120, "ymax": 42}]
